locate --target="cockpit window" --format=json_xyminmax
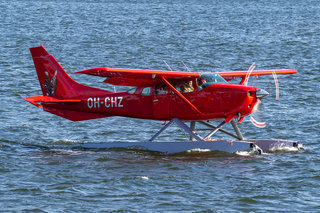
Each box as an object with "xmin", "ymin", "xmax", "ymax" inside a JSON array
[{"xmin": 197, "ymin": 73, "xmax": 227, "ymax": 90}]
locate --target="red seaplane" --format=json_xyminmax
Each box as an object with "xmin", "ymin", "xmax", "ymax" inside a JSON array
[{"xmin": 24, "ymin": 45, "xmax": 302, "ymax": 154}]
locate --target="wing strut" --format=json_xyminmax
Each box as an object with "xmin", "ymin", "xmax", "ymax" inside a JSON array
[{"xmin": 161, "ymin": 76, "xmax": 204, "ymax": 117}]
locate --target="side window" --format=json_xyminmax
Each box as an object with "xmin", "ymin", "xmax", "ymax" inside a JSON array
[
  {"xmin": 141, "ymin": 87, "xmax": 151, "ymax": 96},
  {"xmin": 127, "ymin": 87, "xmax": 137, "ymax": 94},
  {"xmin": 154, "ymin": 85, "xmax": 168, "ymax": 95}
]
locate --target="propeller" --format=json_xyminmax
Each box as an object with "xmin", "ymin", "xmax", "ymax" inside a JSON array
[
  {"xmin": 244, "ymin": 63, "xmax": 274, "ymax": 128},
  {"xmin": 246, "ymin": 65, "xmax": 280, "ymax": 128}
]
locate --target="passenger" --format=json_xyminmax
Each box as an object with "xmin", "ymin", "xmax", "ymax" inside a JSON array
[
  {"xmin": 182, "ymin": 81, "xmax": 194, "ymax": 92},
  {"xmin": 156, "ymin": 85, "xmax": 167, "ymax": 95}
]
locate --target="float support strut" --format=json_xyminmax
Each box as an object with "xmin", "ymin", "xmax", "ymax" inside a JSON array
[
  {"xmin": 190, "ymin": 121, "xmax": 196, "ymax": 141},
  {"xmin": 204, "ymin": 120, "xmax": 226, "ymax": 140},
  {"xmin": 231, "ymin": 119, "xmax": 244, "ymax": 140},
  {"xmin": 149, "ymin": 118, "xmax": 203, "ymax": 142}
]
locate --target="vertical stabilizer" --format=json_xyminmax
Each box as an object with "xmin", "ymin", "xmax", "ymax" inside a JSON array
[{"xmin": 29, "ymin": 45, "xmax": 109, "ymax": 99}]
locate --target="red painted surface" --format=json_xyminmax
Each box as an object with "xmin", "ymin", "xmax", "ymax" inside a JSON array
[{"xmin": 24, "ymin": 45, "xmax": 297, "ymax": 123}]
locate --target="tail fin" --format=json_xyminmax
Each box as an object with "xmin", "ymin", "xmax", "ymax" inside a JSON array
[{"xmin": 30, "ymin": 45, "xmax": 109, "ymax": 99}]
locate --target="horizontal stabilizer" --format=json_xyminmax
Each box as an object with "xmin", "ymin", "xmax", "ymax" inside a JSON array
[
  {"xmin": 24, "ymin": 96, "xmax": 81, "ymax": 108},
  {"xmin": 43, "ymin": 107, "xmax": 111, "ymax": 121}
]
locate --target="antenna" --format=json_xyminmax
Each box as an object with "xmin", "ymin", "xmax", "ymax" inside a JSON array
[
  {"xmin": 163, "ymin": 60, "xmax": 173, "ymax": 71},
  {"xmin": 181, "ymin": 61, "xmax": 191, "ymax": 72}
]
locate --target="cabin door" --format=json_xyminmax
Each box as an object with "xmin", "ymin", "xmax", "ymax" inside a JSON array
[{"xmin": 152, "ymin": 85, "xmax": 170, "ymax": 119}]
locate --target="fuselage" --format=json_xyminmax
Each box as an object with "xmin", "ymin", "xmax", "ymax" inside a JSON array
[{"xmin": 42, "ymin": 82, "xmax": 259, "ymax": 121}]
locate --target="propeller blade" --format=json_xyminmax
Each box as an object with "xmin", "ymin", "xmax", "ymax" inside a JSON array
[
  {"xmin": 250, "ymin": 116, "xmax": 266, "ymax": 128},
  {"xmin": 272, "ymin": 71, "xmax": 279, "ymax": 100},
  {"xmin": 250, "ymin": 100, "xmax": 266, "ymax": 128},
  {"xmin": 244, "ymin": 63, "xmax": 256, "ymax": 86}
]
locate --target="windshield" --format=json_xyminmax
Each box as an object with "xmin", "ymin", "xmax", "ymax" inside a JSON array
[{"xmin": 197, "ymin": 73, "xmax": 227, "ymax": 90}]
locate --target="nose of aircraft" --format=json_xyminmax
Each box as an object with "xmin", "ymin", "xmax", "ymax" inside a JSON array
[{"xmin": 256, "ymin": 88, "xmax": 269, "ymax": 99}]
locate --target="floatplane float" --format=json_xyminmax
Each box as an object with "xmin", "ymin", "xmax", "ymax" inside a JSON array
[{"xmin": 24, "ymin": 45, "xmax": 303, "ymax": 154}]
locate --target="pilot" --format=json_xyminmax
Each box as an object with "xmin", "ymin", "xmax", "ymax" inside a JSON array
[{"xmin": 197, "ymin": 78, "xmax": 207, "ymax": 90}]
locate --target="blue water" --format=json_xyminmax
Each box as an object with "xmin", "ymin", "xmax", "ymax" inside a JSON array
[{"xmin": 1, "ymin": 0, "xmax": 320, "ymax": 212}]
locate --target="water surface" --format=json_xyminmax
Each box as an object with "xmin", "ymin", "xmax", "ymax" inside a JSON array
[{"xmin": 1, "ymin": 0, "xmax": 319, "ymax": 212}]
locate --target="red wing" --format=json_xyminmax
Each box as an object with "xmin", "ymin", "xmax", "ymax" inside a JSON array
[
  {"xmin": 103, "ymin": 77, "xmax": 161, "ymax": 87},
  {"xmin": 218, "ymin": 69, "xmax": 297, "ymax": 81},
  {"xmin": 76, "ymin": 67, "xmax": 200, "ymax": 87}
]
